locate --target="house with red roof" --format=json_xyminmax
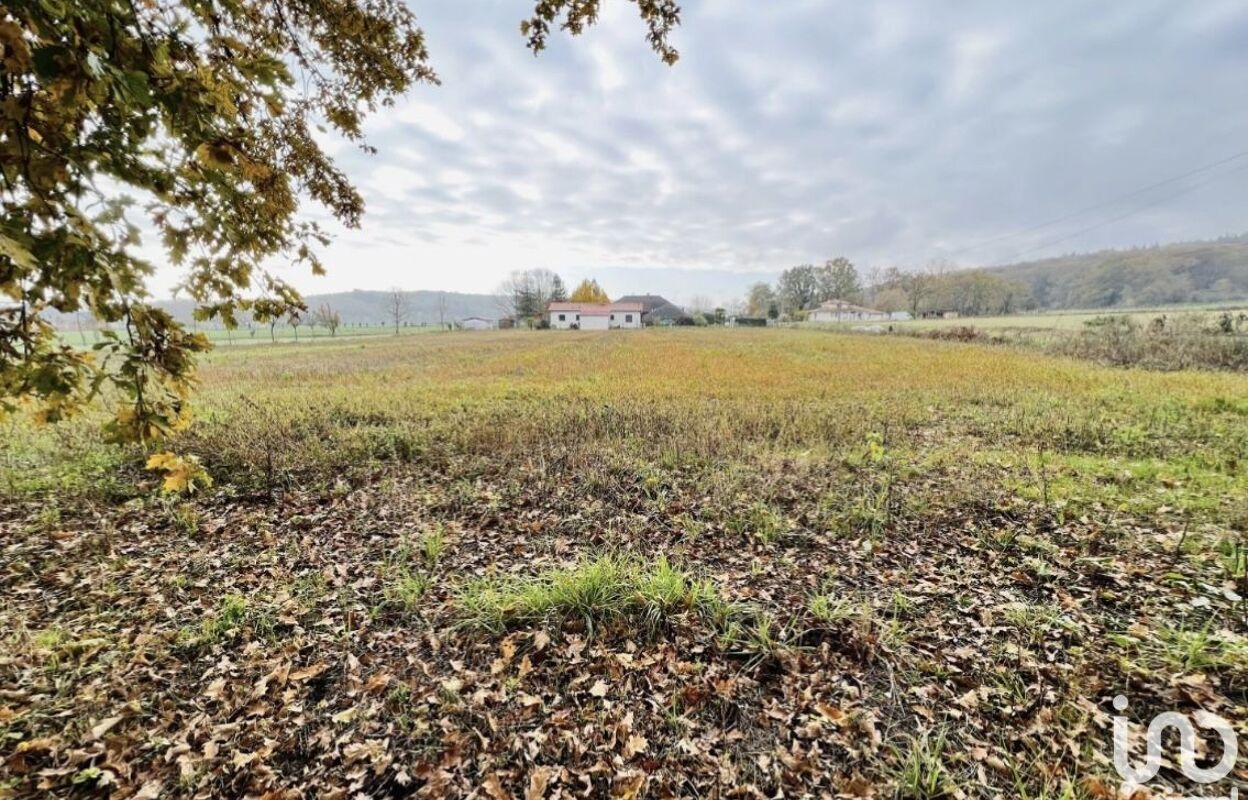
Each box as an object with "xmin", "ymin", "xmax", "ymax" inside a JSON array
[{"xmin": 547, "ymin": 301, "xmax": 644, "ymax": 330}]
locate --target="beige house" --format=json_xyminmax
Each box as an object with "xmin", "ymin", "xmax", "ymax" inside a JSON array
[{"xmin": 809, "ymin": 299, "xmax": 888, "ymax": 322}]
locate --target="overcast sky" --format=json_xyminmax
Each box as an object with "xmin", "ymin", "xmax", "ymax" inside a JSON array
[{"xmin": 152, "ymin": 0, "xmax": 1248, "ymax": 303}]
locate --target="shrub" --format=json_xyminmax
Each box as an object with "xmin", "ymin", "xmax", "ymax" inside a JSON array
[
  {"xmin": 924, "ymin": 325, "xmax": 992, "ymax": 343},
  {"xmin": 1052, "ymin": 313, "xmax": 1248, "ymax": 371}
]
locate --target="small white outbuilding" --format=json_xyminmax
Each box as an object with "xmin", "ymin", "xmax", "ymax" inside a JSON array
[{"xmin": 459, "ymin": 317, "xmax": 493, "ymax": 330}]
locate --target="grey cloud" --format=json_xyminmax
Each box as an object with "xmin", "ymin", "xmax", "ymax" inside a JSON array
[{"xmin": 266, "ymin": 0, "xmax": 1248, "ymax": 298}]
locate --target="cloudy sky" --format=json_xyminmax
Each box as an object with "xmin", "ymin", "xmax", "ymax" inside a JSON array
[{"xmin": 155, "ymin": 0, "xmax": 1248, "ymax": 302}]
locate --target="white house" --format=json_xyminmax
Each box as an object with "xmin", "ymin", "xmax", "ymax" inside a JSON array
[
  {"xmin": 809, "ymin": 299, "xmax": 889, "ymax": 323},
  {"xmin": 459, "ymin": 317, "xmax": 493, "ymax": 330},
  {"xmin": 547, "ymin": 301, "xmax": 644, "ymax": 330}
]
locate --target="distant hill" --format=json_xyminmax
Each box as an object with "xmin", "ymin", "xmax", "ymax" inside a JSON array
[
  {"xmin": 985, "ymin": 235, "xmax": 1248, "ymax": 310},
  {"xmin": 257, "ymin": 290, "xmax": 506, "ymax": 326},
  {"xmin": 45, "ymin": 289, "xmax": 506, "ymax": 329}
]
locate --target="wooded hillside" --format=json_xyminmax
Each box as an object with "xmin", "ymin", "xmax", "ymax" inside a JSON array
[{"xmin": 986, "ymin": 235, "xmax": 1248, "ymax": 310}]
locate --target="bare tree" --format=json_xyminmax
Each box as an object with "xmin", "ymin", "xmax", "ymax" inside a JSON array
[
  {"xmin": 313, "ymin": 304, "xmax": 342, "ymax": 336},
  {"xmin": 496, "ymin": 269, "xmax": 565, "ymax": 322},
  {"xmin": 436, "ymin": 292, "xmax": 449, "ymax": 328},
  {"xmin": 686, "ymin": 294, "xmax": 714, "ymax": 314},
  {"xmin": 897, "ymin": 271, "xmax": 931, "ymax": 317},
  {"xmin": 899, "ymin": 259, "xmax": 954, "ymax": 317},
  {"xmin": 384, "ymin": 288, "xmax": 411, "ymax": 335},
  {"xmin": 528, "ymin": 269, "xmax": 561, "ymax": 309},
  {"xmin": 495, "ymin": 275, "xmax": 521, "ymax": 319},
  {"xmin": 864, "ymin": 266, "xmax": 885, "ymax": 305},
  {"xmin": 745, "ymin": 282, "xmax": 776, "ymax": 317}
]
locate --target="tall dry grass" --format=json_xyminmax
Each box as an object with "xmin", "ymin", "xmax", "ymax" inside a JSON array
[{"xmin": 5, "ymin": 328, "xmax": 1248, "ymax": 497}]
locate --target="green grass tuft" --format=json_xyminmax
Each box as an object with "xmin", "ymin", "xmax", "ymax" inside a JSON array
[
  {"xmin": 455, "ymin": 554, "xmax": 708, "ymax": 634},
  {"xmin": 891, "ymin": 729, "xmax": 953, "ymax": 800}
]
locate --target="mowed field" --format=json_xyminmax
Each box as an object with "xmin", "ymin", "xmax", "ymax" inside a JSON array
[{"xmin": 3, "ymin": 329, "xmax": 1247, "ymax": 798}]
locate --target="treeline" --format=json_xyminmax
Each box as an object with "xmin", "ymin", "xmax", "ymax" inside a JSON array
[
  {"xmin": 868, "ymin": 267, "xmax": 1032, "ymax": 317},
  {"xmin": 741, "ymin": 259, "xmax": 1031, "ymax": 318},
  {"xmin": 495, "ymin": 270, "xmax": 618, "ymax": 320},
  {"xmin": 984, "ymin": 235, "xmax": 1248, "ymax": 310},
  {"xmin": 753, "ymin": 234, "xmax": 1248, "ymax": 321},
  {"xmin": 742, "ymin": 258, "xmax": 863, "ymax": 317},
  {"xmin": 496, "ymin": 269, "xmax": 569, "ymax": 319}
]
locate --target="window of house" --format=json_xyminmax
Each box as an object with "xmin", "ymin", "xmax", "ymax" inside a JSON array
[
  {"xmin": 625, "ymin": 314, "xmax": 633, "ymax": 323},
  {"xmin": 558, "ymin": 314, "xmax": 565, "ymax": 321}
]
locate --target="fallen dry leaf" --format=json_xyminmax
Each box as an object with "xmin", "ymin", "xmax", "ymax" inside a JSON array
[
  {"xmin": 525, "ymin": 765, "xmax": 553, "ymax": 800},
  {"xmin": 89, "ymin": 716, "xmax": 122, "ymax": 740}
]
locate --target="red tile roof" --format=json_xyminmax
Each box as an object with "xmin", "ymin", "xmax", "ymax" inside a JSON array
[{"xmin": 547, "ymin": 302, "xmax": 645, "ymax": 315}]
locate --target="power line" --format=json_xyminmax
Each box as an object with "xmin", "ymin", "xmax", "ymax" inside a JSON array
[
  {"xmin": 1006, "ymin": 159, "xmax": 1248, "ymax": 259},
  {"xmin": 949, "ymin": 147, "xmax": 1248, "ymax": 257}
]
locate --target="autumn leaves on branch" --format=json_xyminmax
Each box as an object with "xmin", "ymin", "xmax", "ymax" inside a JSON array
[{"xmin": 0, "ymin": 0, "xmax": 680, "ymax": 444}]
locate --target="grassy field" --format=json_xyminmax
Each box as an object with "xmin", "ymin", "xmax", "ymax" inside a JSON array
[
  {"xmin": 3, "ymin": 329, "xmax": 1247, "ymax": 798},
  {"xmin": 881, "ymin": 303, "xmax": 1248, "ymax": 333}
]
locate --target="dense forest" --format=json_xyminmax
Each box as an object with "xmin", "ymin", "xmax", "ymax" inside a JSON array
[{"xmin": 984, "ymin": 235, "xmax": 1248, "ymax": 310}]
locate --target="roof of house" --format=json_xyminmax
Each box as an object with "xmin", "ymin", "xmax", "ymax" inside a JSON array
[
  {"xmin": 644, "ymin": 302, "xmax": 686, "ymax": 320},
  {"xmin": 547, "ymin": 301, "xmax": 645, "ymax": 316},
  {"xmin": 813, "ymin": 299, "xmax": 885, "ymax": 315},
  {"xmin": 614, "ymin": 294, "xmax": 673, "ymax": 313}
]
